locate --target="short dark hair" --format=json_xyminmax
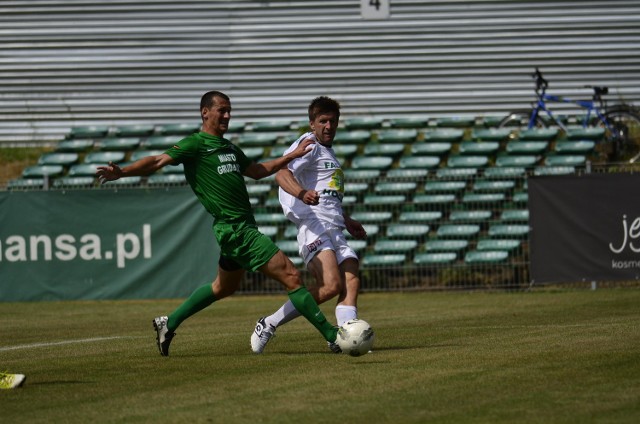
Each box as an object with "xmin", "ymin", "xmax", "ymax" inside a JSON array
[
  {"xmin": 308, "ymin": 96, "xmax": 340, "ymax": 121},
  {"xmin": 200, "ymin": 90, "xmax": 230, "ymax": 111}
]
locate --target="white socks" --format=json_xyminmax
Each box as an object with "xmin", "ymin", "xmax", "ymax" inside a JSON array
[
  {"xmin": 335, "ymin": 305, "xmax": 357, "ymax": 326},
  {"xmin": 265, "ymin": 301, "xmax": 358, "ymax": 328}
]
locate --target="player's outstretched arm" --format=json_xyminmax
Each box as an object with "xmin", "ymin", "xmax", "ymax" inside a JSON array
[
  {"xmin": 96, "ymin": 154, "xmax": 175, "ymax": 184},
  {"xmin": 244, "ymin": 138, "xmax": 315, "ymax": 180}
]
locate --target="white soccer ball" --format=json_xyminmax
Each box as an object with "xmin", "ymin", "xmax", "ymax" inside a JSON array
[{"xmin": 336, "ymin": 318, "xmax": 375, "ymax": 357}]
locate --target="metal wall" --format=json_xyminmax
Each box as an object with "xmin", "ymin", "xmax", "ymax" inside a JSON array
[{"xmin": 2, "ymin": 0, "xmax": 640, "ymax": 143}]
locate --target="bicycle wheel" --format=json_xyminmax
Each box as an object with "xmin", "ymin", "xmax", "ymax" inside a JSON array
[
  {"xmin": 498, "ymin": 110, "xmax": 545, "ymax": 128},
  {"xmin": 596, "ymin": 105, "xmax": 640, "ymax": 163}
]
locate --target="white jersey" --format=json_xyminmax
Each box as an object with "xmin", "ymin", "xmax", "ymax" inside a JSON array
[{"xmin": 279, "ymin": 132, "xmax": 345, "ymax": 229}]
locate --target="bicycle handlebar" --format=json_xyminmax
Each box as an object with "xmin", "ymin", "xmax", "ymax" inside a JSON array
[
  {"xmin": 533, "ymin": 68, "xmax": 608, "ymax": 103},
  {"xmin": 533, "ymin": 67, "xmax": 548, "ymax": 94}
]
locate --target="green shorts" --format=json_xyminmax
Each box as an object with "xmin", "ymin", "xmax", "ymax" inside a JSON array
[{"xmin": 213, "ymin": 222, "xmax": 279, "ymax": 272}]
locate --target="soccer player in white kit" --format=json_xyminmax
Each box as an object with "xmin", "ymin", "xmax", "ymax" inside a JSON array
[{"xmin": 251, "ymin": 96, "xmax": 367, "ymax": 353}]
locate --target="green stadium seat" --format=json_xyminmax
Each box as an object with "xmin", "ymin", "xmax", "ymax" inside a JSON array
[
  {"xmin": 488, "ymin": 224, "xmax": 530, "ymax": 238},
  {"xmin": 553, "ymin": 140, "xmax": 595, "ymax": 154},
  {"xmin": 512, "ymin": 191, "xmax": 528, "ymax": 204},
  {"xmin": 364, "ymin": 143, "xmax": 405, "ymax": 157},
  {"xmin": 398, "ymin": 211, "xmax": 442, "ymax": 223},
  {"xmin": 472, "ymin": 180, "xmax": 516, "ymax": 193},
  {"xmin": 411, "ymin": 142, "xmax": 452, "ymax": 156},
  {"xmin": 464, "ymin": 250, "xmax": 509, "ymax": 263},
  {"xmin": 458, "ymin": 141, "xmax": 500, "ymax": 155},
  {"xmin": 69, "ymin": 125, "xmax": 109, "ymax": 139},
  {"xmin": 114, "ymin": 124, "xmax": 154, "ymax": 137},
  {"xmin": 544, "ymin": 155, "xmax": 586, "ymax": 167},
  {"xmin": 163, "ymin": 163, "xmax": 185, "ymax": 174},
  {"xmin": 389, "ymin": 116, "xmax": 429, "ymax": 128},
  {"xmin": 435, "ymin": 168, "xmax": 477, "ymax": 179},
  {"xmin": 483, "ymin": 166, "xmax": 526, "ymax": 179},
  {"xmin": 471, "ymin": 128, "xmax": 512, "ymax": 142},
  {"xmin": 476, "ymin": 239, "xmax": 521, "ymax": 252},
  {"xmin": 156, "ymin": 123, "xmax": 200, "ymax": 135},
  {"xmin": 564, "ymin": 126, "xmax": 605, "ymax": 141},
  {"xmin": 413, "ymin": 252, "xmax": 457, "ymax": 264},
  {"xmin": 413, "ymin": 194, "xmax": 457, "ymax": 207},
  {"xmin": 374, "ymin": 181, "xmax": 417, "ymax": 194},
  {"xmin": 398, "ymin": 156, "xmax": 440, "ymax": 169},
  {"xmin": 447, "ymin": 155, "xmax": 489, "ymax": 168},
  {"xmin": 351, "ymin": 156, "xmax": 394, "ymax": 171},
  {"xmin": 424, "ymin": 239, "xmax": 469, "ymax": 252},
  {"xmin": 333, "ymin": 144, "xmax": 359, "ymax": 159},
  {"xmin": 437, "ymin": 224, "xmax": 480, "ymax": 239},
  {"xmin": 237, "ymin": 133, "xmax": 278, "ymax": 147},
  {"xmin": 462, "ymin": 193, "xmax": 506, "ymax": 205},
  {"xmin": 376, "ymin": 129, "xmax": 418, "ymax": 144},
  {"xmin": 246, "ymin": 183, "xmax": 272, "ymax": 197},
  {"xmin": 347, "ymin": 239, "xmax": 367, "ymax": 253},
  {"xmin": 276, "ymin": 240, "xmax": 300, "ymax": 255},
  {"xmin": 533, "ymin": 166, "xmax": 575, "ymax": 176},
  {"xmin": 68, "ymin": 164, "xmax": 99, "ymax": 177},
  {"xmin": 99, "ymin": 137, "xmax": 141, "ymax": 151},
  {"xmin": 147, "ymin": 174, "xmax": 187, "ymax": 186},
  {"xmin": 505, "ymin": 141, "xmax": 548, "ymax": 155},
  {"xmin": 424, "ymin": 180, "xmax": 467, "ymax": 193},
  {"xmin": 365, "ymin": 194, "xmax": 408, "ymax": 207},
  {"xmin": 449, "ymin": 210, "xmax": 492, "ymax": 222},
  {"xmin": 268, "ymin": 145, "xmax": 288, "ymax": 158},
  {"xmin": 495, "ymin": 155, "xmax": 538, "ymax": 167},
  {"xmin": 37, "ymin": 152, "xmax": 79, "ymax": 167},
  {"xmin": 227, "ymin": 120, "xmax": 246, "ymax": 133},
  {"xmin": 516, "ymin": 128, "xmax": 558, "ymax": 141},
  {"xmin": 254, "ymin": 213, "xmax": 289, "ymax": 225},
  {"xmin": 480, "ymin": 115, "xmax": 504, "ymax": 128},
  {"xmin": 258, "ymin": 225, "xmax": 279, "ymax": 238},
  {"xmin": 333, "ymin": 130, "xmax": 371, "ymax": 144},
  {"xmin": 385, "ymin": 168, "xmax": 429, "ymax": 180},
  {"xmin": 361, "ymin": 224, "xmax": 380, "ymax": 238},
  {"xmin": 423, "ymin": 129, "xmax": 464, "ymax": 143},
  {"xmin": 435, "ymin": 116, "xmax": 475, "ymax": 128},
  {"xmin": 350, "ymin": 211, "xmax": 393, "ymax": 224},
  {"xmin": 362, "ymin": 254, "xmax": 406, "ymax": 267},
  {"xmin": 242, "ymin": 147, "xmax": 266, "ymax": 161},
  {"xmin": 22, "ymin": 165, "xmax": 64, "ymax": 179},
  {"xmin": 8, "ymin": 178, "xmax": 45, "ymax": 189},
  {"xmin": 500, "ymin": 209, "xmax": 529, "ymax": 221},
  {"xmin": 143, "ymin": 136, "xmax": 179, "ymax": 149},
  {"xmin": 52, "ymin": 176, "xmax": 95, "ymax": 188},
  {"xmin": 103, "ymin": 176, "xmax": 142, "ymax": 186},
  {"xmin": 84, "ymin": 151, "xmax": 126, "ymax": 164},
  {"xmin": 250, "ymin": 119, "xmax": 292, "ymax": 132},
  {"xmin": 374, "ymin": 239, "xmax": 418, "ymax": 254},
  {"xmin": 386, "ymin": 224, "xmax": 430, "ymax": 239},
  {"xmin": 345, "ymin": 182, "xmax": 370, "ymax": 197},
  {"xmin": 344, "ymin": 169, "xmax": 381, "ymax": 180},
  {"xmin": 344, "ymin": 117, "xmax": 383, "ymax": 130},
  {"xmin": 130, "ymin": 150, "xmax": 165, "ymax": 162},
  {"xmin": 56, "ymin": 139, "xmax": 94, "ymax": 152}
]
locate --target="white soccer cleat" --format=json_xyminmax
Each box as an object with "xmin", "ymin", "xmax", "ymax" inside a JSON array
[
  {"xmin": 0, "ymin": 372, "xmax": 26, "ymax": 389},
  {"xmin": 251, "ymin": 317, "xmax": 276, "ymax": 354},
  {"xmin": 153, "ymin": 316, "xmax": 175, "ymax": 357}
]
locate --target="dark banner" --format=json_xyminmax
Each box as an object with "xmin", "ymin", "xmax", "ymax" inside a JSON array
[
  {"xmin": 0, "ymin": 188, "xmax": 218, "ymax": 301},
  {"xmin": 529, "ymin": 173, "xmax": 640, "ymax": 283}
]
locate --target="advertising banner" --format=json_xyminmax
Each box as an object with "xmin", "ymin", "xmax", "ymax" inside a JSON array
[
  {"xmin": 0, "ymin": 188, "xmax": 218, "ymax": 301},
  {"xmin": 529, "ymin": 173, "xmax": 640, "ymax": 283}
]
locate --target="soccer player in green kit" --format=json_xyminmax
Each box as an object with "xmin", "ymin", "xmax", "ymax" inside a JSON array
[{"xmin": 96, "ymin": 90, "xmax": 338, "ymax": 356}]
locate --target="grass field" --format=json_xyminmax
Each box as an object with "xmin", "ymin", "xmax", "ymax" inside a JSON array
[{"xmin": 2, "ymin": 290, "xmax": 639, "ymax": 423}]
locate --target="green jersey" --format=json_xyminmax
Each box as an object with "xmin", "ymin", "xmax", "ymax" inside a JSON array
[{"xmin": 165, "ymin": 131, "xmax": 255, "ymax": 227}]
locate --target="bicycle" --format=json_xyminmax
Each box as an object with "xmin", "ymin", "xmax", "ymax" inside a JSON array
[{"xmin": 499, "ymin": 68, "xmax": 640, "ymax": 163}]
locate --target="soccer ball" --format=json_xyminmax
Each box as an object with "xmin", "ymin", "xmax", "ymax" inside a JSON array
[{"xmin": 336, "ymin": 319, "xmax": 375, "ymax": 357}]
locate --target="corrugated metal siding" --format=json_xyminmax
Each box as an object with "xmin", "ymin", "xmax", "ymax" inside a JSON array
[{"xmin": 1, "ymin": 0, "xmax": 639, "ymax": 142}]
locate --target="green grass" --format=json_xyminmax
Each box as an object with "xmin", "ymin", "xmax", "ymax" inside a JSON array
[{"xmin": 2, "ymin": 290, "xmax": 639, "ymax": 423}]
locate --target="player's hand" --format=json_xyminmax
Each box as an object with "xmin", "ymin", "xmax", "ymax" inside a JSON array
[
  {"xmin": 95, "ymin": 161, "xmax": 123, "ymax": 184},
  {"xmin": 345, "ymin": 218, "xmax": 367, "ymax": 240},
  {"xmin": 290, "ymin": 137, "xmax": 316, "ymax": 159},
  {"xmin": 299, "ymin": 189, "xmax": 320, "ymax": 205}
]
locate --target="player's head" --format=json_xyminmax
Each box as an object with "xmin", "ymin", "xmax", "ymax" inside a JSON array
[
  {"xmin": 200, "ymin": 91, "xmax": 231, "ymax": 136},
  {"xmin": 308, "ymin": 96, "xmax": 340, "ymax": 145}
]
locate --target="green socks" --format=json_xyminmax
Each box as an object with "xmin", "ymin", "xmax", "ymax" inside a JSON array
[
  {"xmin": 167, "ymin": 283, "xmax": 217, "ymax": 332},
  {"xmin": 288, "ymin": 287, "xmax": 338, "ymax": 342}
]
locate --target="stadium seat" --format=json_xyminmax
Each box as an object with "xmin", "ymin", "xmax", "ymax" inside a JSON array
[
  {"xmin": 385, "ymin": 168, "xmax": 429, "ymax": 180},
  {"xmin": 254, "ymin": 213, "xmax": 289, "ymax": 225},
  {"xmin": 386, "ymin": 224, "xmax": 430, "ymax": 239},
  {"xmin": 464, "ymin": 250, "xmax": 509, "ymax": 263},
  {"xmin": 333, "ymin": 144, "xmax": 359, "ymax": 159},
  {"xmin": 345, "ymin": 182, "xmax": 370, "ymax": 198},
  {"xmin": 250, "ymin": 119, "xmax": 292, "ymax": 132},
  {"xmin": 471, "ymin": 128, "xmax": 512, "ymax": 142},
  {"xmin": 495, "ymin": 155, "xmax": 538, "ymax": 167},
  {"xmin": 84, "ymin": 151, "xmax": 126, "ymax": 164},
  {"xmin": 69, "ymin": 125, "xmax": 109, "ymax": 139},
  {"xmin": 376, "ymin": 129, "xmax": 418, "ymax": 143},
  {"xmin": 462, "ymin": 193, "xmax": 506, "ymax": 205},
  {"xmin": 413, "ymin": 252, "xmax": 457, "ymax": 264},
  {"xmin": 350, "ymin": 211, "xmax": 393, "ymax": 223},
  {"xmin": 52, "ymin": 176, "xmax": 95, "ymax": 188},
  {"xmin": 246, "ymin": 183, "xmax": 272, "ymax": 198},
  {"xmin": 130, "ymin": 150, "xmax": 165, "ymax": 162},
  {"xmin": 104, "ymin": 176, "xmax": 142, "ymax": 186},
  {"xmin": 436, "ymin": 224, "xmax": 480, "ymax": 239},
  {"xmin": 347, "ymin": 239, "xmax": 367, "ymax": 253},
  {"xmin": 333, "ymin": 130, "xmax": 371, "ymax": 144},
  {"xmin": 449, "ymin": 210, "xmax": 492, "ymax": 222},
  {"xmin": 435, "ymin": 168, "xmax": 477, "ymax": 179},
  {"xmin": 374, "ymin": 181, "xmax": 417, "ymax": 195},
  {"xmin": 516, "ymin": 128, "xmax": 558, "ymax": 141},
  {"xmin": 458, "ymin": 141, "xmax": 500, "ymax": 155},
  {"xmin": 237, "ymin": 133, "xmax": 278, "ymax": 147},
  {"xmin": 37, "ymin": 152, "xmax": 79, "ymax": 167},
  {"xmin": 423, "ymin": 129, "xmax": 464, "ymax": 143},
  {"xmin": 512, "ymin": 191, "xmax": 528, "ymax": 204},
  {"xmin": 413, "ymin": 194, "xmax": 457, "ymax": 207},
  {"xmin": 374, "ymin": 239, "xmax": 418, "ymax": 254},
  {"xmin": 553, "ymin": 140, "xmax": 595, "ymax": 154},
  {"xmin": 544, "ymin": 155, "xmax": 586, "ymax": 167},
  {"xmin": 389, "ymin": 116, "xmax": 429, "ymax": 128},
  {"xmin": 483, "ymin": 166, "xmax": 526, "ymax": 179},
  {"xmin": 8, "ymin": 178, "xmax": 45, "ymax": 190},
  {"xmin": 258, "ymin": 225, "xmax": 279, "ymax": 238},
  {"xmin": 163, "ymin": 163, "xmax": 185, "ymax": 174},
  {"xmin": 472, "ymin": 180, "xmax": 516, "ymax": 193},
  {"xmin": 488, "ymin": 224, "xmax": 530, "ymax": 238},
  {"xmin": 500, "ymin": 209, "xmax": 529, "ymax": 221},
  {"xmin": 476, "ymin": 239, "xmax": 521, "ymax": 252},
  {"xmin": 362, "ymin": 254, "xmax": 406, "ymax": 267},
  {"xmin": 143, "ymin": 136, "xmax": 179, "ymax": 149},
  {"xmin": 114, "ymin": 124, "xmax": 154, "ymax": 137},
  {"xmin": 424, "ymin": 180, "xmax": 467, "ymax": 193},
  {"xmin": 156, "ymin": 123, "xmax": 200, "ymax": 135},
  {"xmin": 411, "ymin": 142, "xmax": 452, "ymax": 156},
  {"xmin": 242, "ymin": 147, "xmax": 266, "ymax": 161},
  {"xmin": 361, "ymin": 224, "xmax": 380, "ymax": 238},
  {"xmin": 447, "ymin": 155, "xmax": 489, "ymax": 168},
  {"xmin": 564, "ymin": 126, "xmax": 605, "ymax": 140},
  {"xmin": 227, "ymin": 120, "xmax": 246, "ymax": 133},
  {"xmin": 533, "ymin": 166, "xmax": 575, "ymax": 176},
  {"xmin": 364, "ymin": 143, "xmax": 405, "ymax": 157},
  {"xmin": 480, "ymin": 115, "xmax": 504, "ymax": 128},
  {"xmin": 68, "ymin": 164, "xmax": 99, "ymax": 177},
  {"xmin": 22, "ymin": 165, "xmax": 64, "ymax": 179},
  {"xmin": 398, "ymin": 155, "xmax": 440, "ymax": 169},
  {"xmin": 424, "ymin": 239, "xmax": 469, "ymax": 252},
  {"xmin": 505, "ymin": 141, "xmax": 548, "ymax": 155},
  {"xmin": 344, "ymin": 169, "xmax": 381, "ymax": 180},
  {"xmin": 276, "ymin": 239, "xmax": 300, "ymax": 255},
  {"xmin": 344, "ymin": 117, "xmax": 383, "ymax": 130},
  {"xmin": 351, "ymin": 156, "xmax": 394, "ymax": 171},
  {"xmin": 398, "ymin": 211, "xmax": 442, "ymax": 223},
  {"xmin": 55, "ymin": 139, "xmax": 94, "ymax": 152},
  {"xmin": 435, "ymin": 116, "xmax": 475, "ymax": 128},
  {"xmin": 147, "ymin": 174, "xmax": 187, "ymax": 186}
]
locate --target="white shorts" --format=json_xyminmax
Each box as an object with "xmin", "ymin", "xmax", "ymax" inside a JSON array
[{"xmin": 296, "ymin": 218, "xmax": 358, "ymax": 265}]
